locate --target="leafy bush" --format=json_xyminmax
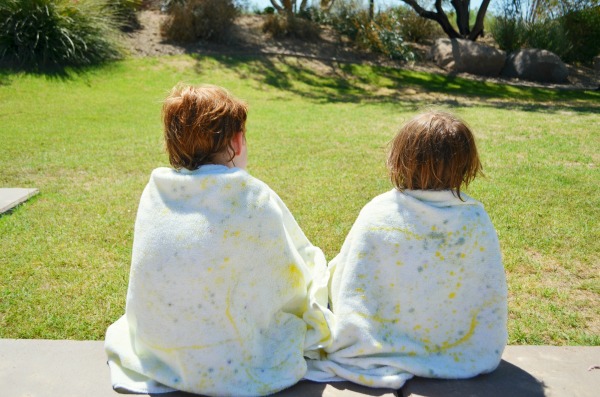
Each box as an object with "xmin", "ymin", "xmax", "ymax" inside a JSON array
[
  {"xmin": 359, "ymin": 13, "xmax": 415, "ymax": 60},
  {"xmin": 326, "ymin": 3, "xmax": 415, "ymax": 61},
  {"xmin": 561, "ymin": 6, "xmax": 600, "ymax": 63},
  {"xmin": 262, "ymin": 13, "xmax": 321, "ymax": 40},
  {"xmin": 390, "ymin": 6, "xmax": 443, "ymax": 43},
  {"xmin": 0, "ymin": 0, "xmax": 124, "ymax": 72},
  {"xmin": 160, "ymin": 0, "xmax": 238, "ymax": 43}
]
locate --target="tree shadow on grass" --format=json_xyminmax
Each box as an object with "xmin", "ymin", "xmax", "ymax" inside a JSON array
[
  {"xmin": 0, "ymin": 59, "xmax": 123, "ymax": 85},
  {"xmin": 192, "ymin": 53, "xmax": 600, "ymax": 114}
]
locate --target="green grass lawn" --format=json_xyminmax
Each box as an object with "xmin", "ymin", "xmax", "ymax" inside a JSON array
[{"xmin": 0, "ymin": 55, "xmax": 598, "ymax": 344}]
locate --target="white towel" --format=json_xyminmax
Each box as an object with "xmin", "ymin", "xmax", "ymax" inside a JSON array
[
  {"xmin": 305, "ymin": 189, "xmax": 507, "ymax": 389},
  {"xmin": 105, "ymin": 165, "xmax": 331, "ymax": 396}
]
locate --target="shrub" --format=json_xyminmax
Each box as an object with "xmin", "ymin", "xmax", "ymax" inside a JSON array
[
  {"xmin": 390, "ymin": 6, "xmax": 443, "ymax": 43},
  {"xmin": 491, "ymin": 16, "xmax": 571, "ymax": 59},
  {"xmin": 326, "ymin": 3, "xmax": 415, "ymax": 61},
  {"xmin": 490, "ymin": 16, "xmax": 528, "ymax": 53},
  {"xmin": 0, "ymin": 0, "xmax": 124, "ymax": 72},
  {"xmin": 262, "ymin": 13, "xmax": 321, "ymax": 40},
  {"xmin": 525, "ymin": 19, "xmax": 571, "ymax": 59},
  {"xmin": 108, "ymin": 0, "xmax": 143, "ymax": 31},
  {"xmin": 561, "ymin": 6, "xmax": 600, "ymax": 64},
  {"xmin": 160, "ymin": 0, "xmax": 238, "ymax": 43},
  {"xmin": 360, "ymin": 13, "xmax": 415, "ymax": 60}
]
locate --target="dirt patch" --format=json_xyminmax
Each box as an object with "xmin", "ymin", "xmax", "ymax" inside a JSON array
[{"xmin": 123, "ymin": 10, "xmax": 599, "ymax": 91}]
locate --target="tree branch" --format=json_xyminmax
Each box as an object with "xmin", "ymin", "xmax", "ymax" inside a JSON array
[
  {"xmin": 269, "ymin": 0, "xmax": 284, "ymax": 12},
  {"xmin": 469, "ymin": 0, "xmax": 491, "ymax": 40}
]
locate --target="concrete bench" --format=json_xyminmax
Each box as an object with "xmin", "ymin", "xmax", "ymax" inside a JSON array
[{"xmin": 0, "ymin": 339, "xmax": 598, "ymax": 397}]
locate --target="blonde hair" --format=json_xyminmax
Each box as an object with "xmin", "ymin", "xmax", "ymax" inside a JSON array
[
  {"xmin": 387, "ymin": 111, "xmax": 482, "ymax": 199},
  {"xmin": 162, "ymin": 84, "xmax": 248, "ymax": 170}
]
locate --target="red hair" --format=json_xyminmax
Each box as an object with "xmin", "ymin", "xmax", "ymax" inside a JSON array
[{"xmin": 162, "ymin": 84, "xmax": 248, "ymax": 170}]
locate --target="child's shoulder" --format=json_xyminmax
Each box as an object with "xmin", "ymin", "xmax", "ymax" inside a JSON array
[{"xmin": 360, "ymin": 189, "xmax": 486, "ymax": 216}]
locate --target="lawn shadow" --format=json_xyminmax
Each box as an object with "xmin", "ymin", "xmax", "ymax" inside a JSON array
[
  {"xmin": 190, "ymin": 53, "xmax": 600, "ymax": 114},
  {"xmin": 0, "ymin": 59, "xmax": 123, "ymax": 84}
]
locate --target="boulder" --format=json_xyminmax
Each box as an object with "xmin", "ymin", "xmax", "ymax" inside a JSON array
[
  {"xmin": 430, "ymin": 38, "xmax": 506, "ymax": 77},
  {"xmin": 501, "ymin": 49, "xmax": 569, "ymax": 84}
]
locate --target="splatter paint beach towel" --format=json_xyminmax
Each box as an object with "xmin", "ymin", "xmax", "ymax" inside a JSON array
[
  {"xmin": 305, "ymin": 189, "xmax": 507, "ymax": 389},
  {"xmin": 105, "ymin": 165, "xmax": 331, "ymax": 396}
]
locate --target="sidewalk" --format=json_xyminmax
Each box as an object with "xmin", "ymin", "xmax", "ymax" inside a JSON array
[{"xmin": 0, "ymin": 339, "xmax": 598, "ymax": 396}]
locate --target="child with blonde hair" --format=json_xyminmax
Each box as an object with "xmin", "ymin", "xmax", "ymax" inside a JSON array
[
  {"xmin": 105, "ymin": 84, "xmax": 331, "ymax": 396},
  {"xmin": 306, "ymin": 110, "xmax": 507, "ymax": 389}
]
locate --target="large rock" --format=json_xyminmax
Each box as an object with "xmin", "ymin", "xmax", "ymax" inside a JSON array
[
  {"xmin": 430, "ymin": 38, "xmax": 506, "ymax": 76},
  {"xmin": 502, "ymin": 49, "xmax": 569, "ymax": 83}
]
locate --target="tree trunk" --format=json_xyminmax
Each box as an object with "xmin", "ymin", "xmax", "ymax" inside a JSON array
[
  {"xmin": 451, "ymin": 0, "xmax": 471, "ymax": 36},
  {"xmin": 269, "ymin": 0, "xmax": 283, "ymax": 12},
  {"xmin": 369, "ymin": 0, "xmax": 375, "ymax": 20},
  {"xmin": 270, "ymin": 0, "xmax": 294, "ymax": 15}
]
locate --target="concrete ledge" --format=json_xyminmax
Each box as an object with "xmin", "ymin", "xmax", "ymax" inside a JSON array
[
  {"xmin": 0, "ymin": 187, "xmax": 39, "ymax": 213},
  {"xmin": 0, "ymin": 339, "xmax": 396, "ymax": 397},
  {"xmin": 1, "ymin": 340, "xmax": 598, "ymax": 397},
  {"xmin": 402, "ymin": 346, "xmax": 600, "ymax": 397}
]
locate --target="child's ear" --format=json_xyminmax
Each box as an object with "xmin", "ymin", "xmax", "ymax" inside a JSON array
[{"xmin": 231, "ymin": 132, "xmax": 244, "ymax": 156}]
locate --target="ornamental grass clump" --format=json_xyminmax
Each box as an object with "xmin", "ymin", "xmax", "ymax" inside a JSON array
[{"xmin": 0, "ymin": 0, "xmax": 124, "ymax": 72}]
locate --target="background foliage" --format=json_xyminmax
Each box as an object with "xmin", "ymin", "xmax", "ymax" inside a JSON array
[
  {"xmin": 0, "ymin": 0, "xmax": 125, "ymax": 72},
  {"xmin": 491, "ymin": 0, "xmax": 599, "ymax": 63}
]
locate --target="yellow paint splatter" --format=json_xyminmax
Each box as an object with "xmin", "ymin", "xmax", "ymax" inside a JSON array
[
  {"xmin": 440, "ymin": 314, "xmax": 478, "ymax": 351},
  {"xmin": 357, "ymin": 375, "xmax": 374, "ymax": 386},
  {"xmin": 287, "ymin": 264, "xmax": 304, "ymax": 289}
]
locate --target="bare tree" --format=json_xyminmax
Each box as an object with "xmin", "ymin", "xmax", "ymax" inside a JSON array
[{"xmin": 401, "ymin": 0, "xmax": 492, "ymax": 41}]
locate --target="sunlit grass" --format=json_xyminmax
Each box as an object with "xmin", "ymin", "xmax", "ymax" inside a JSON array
[{"xmin": 0, "ymin": 55, "xmax": 598, "ymax": 344}]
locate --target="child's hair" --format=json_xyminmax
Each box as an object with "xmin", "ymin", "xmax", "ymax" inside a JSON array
[
  {"xmin": 387, "ymin": 110, "xmax": 482, "ymax": 199},
  {"xmin": 162, "ymin": 84, "xmax": 248, "ymax": 170}
]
